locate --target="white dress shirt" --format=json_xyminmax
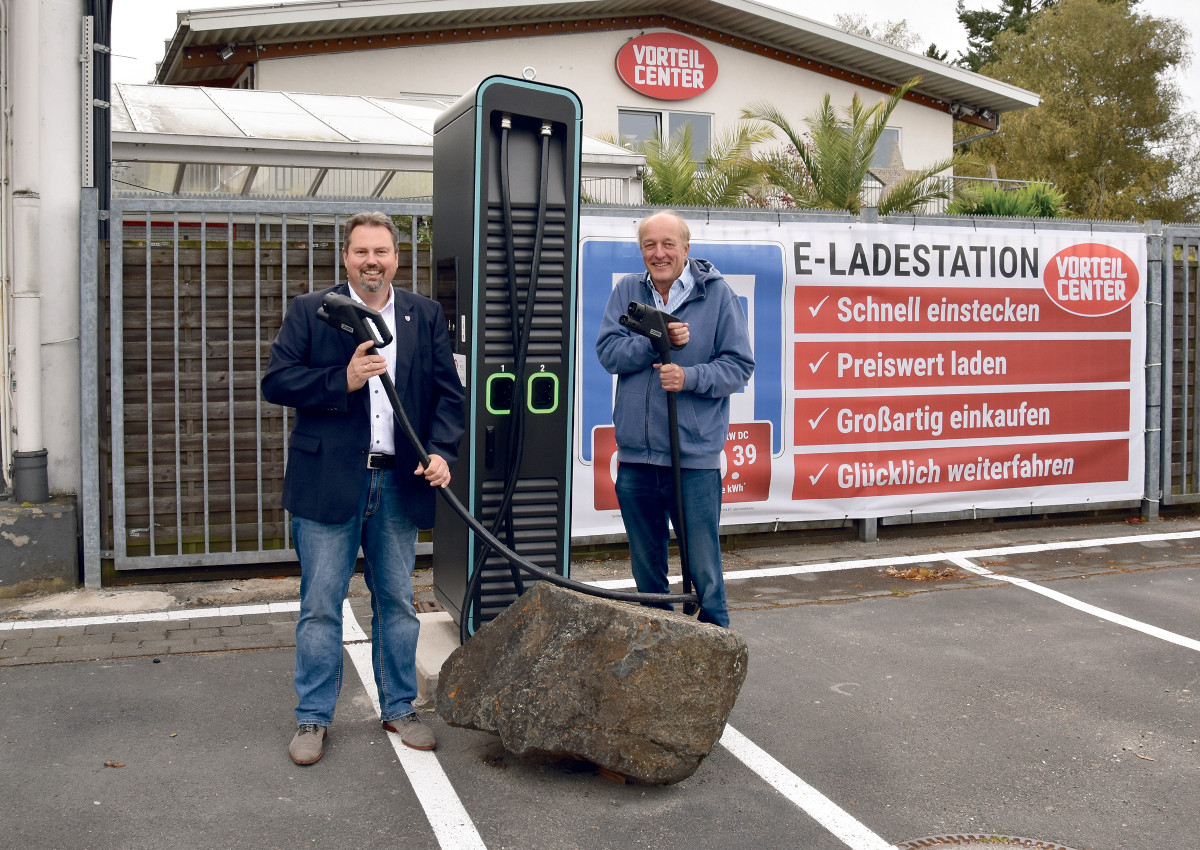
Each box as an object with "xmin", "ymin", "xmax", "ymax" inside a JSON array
[{"xmin": 348, "ymin": 286, "xmax": 398, "ymax": 456}]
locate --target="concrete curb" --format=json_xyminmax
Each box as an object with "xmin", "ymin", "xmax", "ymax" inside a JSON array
[{"xmin": 414, "ymin": 611, "xmax": 459, "ymax": 709}]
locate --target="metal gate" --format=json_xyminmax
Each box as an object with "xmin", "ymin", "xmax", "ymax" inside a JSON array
[
  {"xmin": 90, "ymin": 197, "xmax": 431, "ymax": 577},
  {"xmin": 1159, "ymin": 226, "xmax": 1200, "ymax": 506}
]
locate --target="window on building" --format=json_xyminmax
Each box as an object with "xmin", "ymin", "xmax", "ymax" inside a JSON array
[
  {"xmin": 617, "ymin": 109, "xmax": 661, "ymax": 147},
  {"xmin": 870, "ymin": 127, "xmax": 901, "ymax": 169},
  {"xmin": 667, "ymin": 112, "xmax": 711, "ymax": 161},
  {"xmin": 618, "ymin": 109, "xmax": 712, "ymax": 161}
]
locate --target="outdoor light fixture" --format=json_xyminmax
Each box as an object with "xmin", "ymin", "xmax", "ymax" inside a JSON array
[
  {"xmin": 979, "ymin": 108, "xmax": 996, "ymax": 122},
  {"xmin": 218, "ymin": 44, "xmax": 236, "ymax": 62}
]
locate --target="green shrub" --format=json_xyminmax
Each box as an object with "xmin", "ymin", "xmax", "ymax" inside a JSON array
[{"xmin": 948, "ymin": 180, "xmax": 1066, "ymax": 217}]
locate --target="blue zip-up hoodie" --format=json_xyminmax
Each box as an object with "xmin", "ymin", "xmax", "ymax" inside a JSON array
[{"xmin": 596, "ymin": 257, "xmax": 755, "ymax": 469}]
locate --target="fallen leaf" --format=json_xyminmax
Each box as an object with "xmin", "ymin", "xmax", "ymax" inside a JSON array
[
  {"xmin": 104, "ymin": 762, "xmax": 124, "ymax": 768},
  {"xmin": 885, "ymin": 566, "xmax": 958, "ymax": 582}
]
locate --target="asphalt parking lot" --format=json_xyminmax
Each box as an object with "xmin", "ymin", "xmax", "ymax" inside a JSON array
[{"xmin": 2, "ymin": 517, "xmax": 1198, "ymax": 850}]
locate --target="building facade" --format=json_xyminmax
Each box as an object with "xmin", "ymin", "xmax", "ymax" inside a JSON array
[{"xmin": 154, "ymin": 0, "xmax": 1039, "ymax": 176}]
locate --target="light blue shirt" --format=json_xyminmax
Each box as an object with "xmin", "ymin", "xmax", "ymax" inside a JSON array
[{"xmin": 647, "ymin": 263, "xmax": 695, "ymax": 314}]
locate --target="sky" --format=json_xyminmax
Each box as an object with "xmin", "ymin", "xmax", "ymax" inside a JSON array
[{"xmin": 109, "ymin": 0, "xmax": 1200, "ymax": 111}]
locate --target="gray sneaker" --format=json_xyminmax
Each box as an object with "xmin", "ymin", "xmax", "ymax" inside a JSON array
[
  {"xmin": 382, "ymin": 713, "xmax": 436, "ymax": 750},
  {"xmin": 289, "ymin": 723, "xmax": 327, "ymax": 765}
]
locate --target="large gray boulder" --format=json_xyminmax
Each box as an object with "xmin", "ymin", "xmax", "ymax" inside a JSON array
[{"xmin": 436, "ymin": 582, "xmax": 749, "ymax": 785}]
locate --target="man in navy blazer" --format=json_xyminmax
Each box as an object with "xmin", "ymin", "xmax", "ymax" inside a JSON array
[{"xmin": 262, "ymin": 212, "xmax": 464, "ymax": 764}]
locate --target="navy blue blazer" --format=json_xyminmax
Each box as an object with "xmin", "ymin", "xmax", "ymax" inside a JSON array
[{"xmin": 261, "ymin": 283, "xmax": 465, "ymax": 529}]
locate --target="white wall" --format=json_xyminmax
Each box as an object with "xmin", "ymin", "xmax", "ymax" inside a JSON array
[
  {"xmin": 254, "ymin": 28, "xmax": 953, "ymax": 170},
  {"xmin": 4, "ymin": 0, "xmax": 83, "ymax": 496},
  {"xmin": 39, "ymin": 0, "xmax": 83, "ymax": 495}
]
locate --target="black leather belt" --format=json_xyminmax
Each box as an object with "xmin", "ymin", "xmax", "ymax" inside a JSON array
[{"xmin": 367, "ymin": 453, "xmax": 395, "ymax": 470}]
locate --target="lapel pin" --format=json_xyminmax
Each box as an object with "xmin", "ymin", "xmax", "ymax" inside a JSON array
[{"xmin": 405, "ymin": 315, "xmax": 411, "ymax": 322}]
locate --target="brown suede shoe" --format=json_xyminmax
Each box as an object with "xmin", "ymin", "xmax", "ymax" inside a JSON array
[
  {"xmin": 382, "ymin": 713, "xmax": 436, "ymax": 750},
  {"xmin": 289, "ymin": 724, "xmax": 327, "ymax": 765}
]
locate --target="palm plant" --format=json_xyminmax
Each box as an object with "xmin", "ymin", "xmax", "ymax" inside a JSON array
[
  {"xmin": 607, "ymin": 122, "xmax": 774, "ymax": 207},
  {"xmin": 742, "ymin": 77, "xmax": 959, "ymax": 215}
]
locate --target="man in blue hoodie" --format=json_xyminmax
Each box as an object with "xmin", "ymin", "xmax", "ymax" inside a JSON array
[{"xmin": 596, "ymin": 211, "xmax": 754, "ymax": 627}]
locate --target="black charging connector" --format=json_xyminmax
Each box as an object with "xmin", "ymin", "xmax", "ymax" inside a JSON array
[{"xmin": 618, "ymin": 301, "xmax": 683, "ymax": 355}]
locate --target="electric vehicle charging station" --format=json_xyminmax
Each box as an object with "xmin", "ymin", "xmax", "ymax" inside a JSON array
[{"xmin": 430, "ymin": 76, "xmax": 582, "ymax": 633}]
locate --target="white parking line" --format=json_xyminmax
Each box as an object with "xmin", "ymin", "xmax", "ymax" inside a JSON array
[
  {"xmin": 948, "ymin": 555, "xmax": 1200, "ymax": 652},
  {"xmin": 947, "ymin": 527, "xmax": 1200, "ymax": 560},
  {"xmin": 588, "ymin": 527, "xmax": 1200, "ymax": 591},
  {"xmin": 720, "ymin": 724, "xmax": 893, "ymax": 850},
  {"xmin": 341, "ymin": 599, "xmax": 368, "ymax": 643},
  {"xmin": 0, "ymin": 601, "xmax": 301, "ymax": 631},
  {"xmin": 342, "ymin": 608, "xmax": 487, "ymax": 850}
]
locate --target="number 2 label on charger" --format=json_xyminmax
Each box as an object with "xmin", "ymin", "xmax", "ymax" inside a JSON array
[{"xmin": 722, "ymin": 421, "xmax": 771, "ymax": 502}]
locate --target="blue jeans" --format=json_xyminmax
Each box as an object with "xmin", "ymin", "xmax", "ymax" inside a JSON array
[
  {"xmin": 291, "ymin": 468, "xmax": 419, "ymax": 726},
  {"xmin": 615, "ymin": 463, "xmax": 729, "ymax": 627}
]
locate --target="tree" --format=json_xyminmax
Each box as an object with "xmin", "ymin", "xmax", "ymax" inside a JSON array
[
  {"xmin": 924, "ymin": 44, "xmax": 950, "ymax": 62},
  {"xmin": 965, "ymin": 0, "xmax": 1199, "ymax": 221},
  {"xmin": 834, "ymin": 14, "xmax": 923, "ymax": 52},
  {"xmin": 956, "ymin": 0, "xmax": 1051, "ymax": 71},
  {"xmin": 617, "ymin": 122, "xmax": 774, "ymax": 207},
  {"xmin": 955, "ymin": 0, "xmax": 1139, "ymax": 70},
  {"xmin": 742, "ymin": 78, "xmax": 958, "ymax": 215}
]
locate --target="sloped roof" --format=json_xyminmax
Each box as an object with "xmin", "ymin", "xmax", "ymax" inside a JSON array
[
  {"xmin": 155, "ymin": 0, "xmax": 1038, "ymax": 120},
  {"xmin": 111, "ymin": 82, "xmax": 641, "ymax": 170}
]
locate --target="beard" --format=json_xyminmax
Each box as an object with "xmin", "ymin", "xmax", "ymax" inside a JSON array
[{"xmin": 357, "ymin": 268, "xmax": 387, "ymax": 292}]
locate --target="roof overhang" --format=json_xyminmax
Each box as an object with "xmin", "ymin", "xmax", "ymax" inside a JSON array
[{"xmin": 156, "ymin": 0, "xmax": 1039, "ymax": 126}]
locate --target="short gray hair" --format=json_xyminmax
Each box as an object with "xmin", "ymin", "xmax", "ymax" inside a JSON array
[
  {"xmin": 342, "ymin": 211, "xmax": 400, "ymax": 250},
  {"xmin": 637, "ymin": 210, "xmax": 690, "ymax": 246}
]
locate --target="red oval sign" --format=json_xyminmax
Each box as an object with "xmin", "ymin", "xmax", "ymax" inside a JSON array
[
  {"xmin": 615, "ymin": 33, "xmax": 717, "ymax": 101},
  {"xmin": 1042, "ymin": 242, "xmax": 1139, "ymax": 317}
]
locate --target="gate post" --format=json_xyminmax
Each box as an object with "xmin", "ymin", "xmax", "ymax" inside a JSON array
[
  {"xmin": 80, "ymin": 187, "xmax": 102, "ymax": 586},
  {"xmin": 1143, "ymin": 221, "xmax": 1163, "ymax": 521}
]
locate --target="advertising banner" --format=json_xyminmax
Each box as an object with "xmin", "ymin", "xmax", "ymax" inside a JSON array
[{"xmin": 573, "ymin": 216, "xmax": 1146, "ymax": 538}]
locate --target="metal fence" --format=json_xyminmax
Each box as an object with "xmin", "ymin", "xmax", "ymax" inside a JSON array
[
  {"xmin": 1158, "ymin": 227, "xmax": 1200, "ymax": 506},
  {"xmin": 81, "ymin": 196, "xmax": 1200, "ymax": 584},
  {"xmin": 88, "ymin": 197, "xmax": 433, "ymax": 581}
]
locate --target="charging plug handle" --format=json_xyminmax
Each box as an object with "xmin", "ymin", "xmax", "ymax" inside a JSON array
[
  {"xmin": 316, "ymin": 292, "xmax": 393, "ymax": 349},
  {"xmin": 619, "ymin": 301, "xmax": 683, "ymax": 355}
]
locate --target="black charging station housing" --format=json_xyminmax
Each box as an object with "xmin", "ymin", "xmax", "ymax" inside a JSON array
[{"xmin": 431, "ymin": 76, "xmax": 582, "ymax": 633}]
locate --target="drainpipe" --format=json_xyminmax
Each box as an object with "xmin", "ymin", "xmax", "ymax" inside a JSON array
[
  {"xmin": 9, "ymin": 0, "xmax": 48, "ymax": 503},
  {"xmin": 0, "ymin": 0, "xmax": 11, "ymax": 496},
  {"xmin": 953, "ymin": 114, "xmax": 1001, "ymax": 149}
]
